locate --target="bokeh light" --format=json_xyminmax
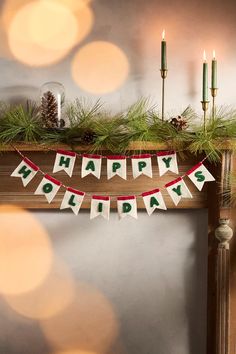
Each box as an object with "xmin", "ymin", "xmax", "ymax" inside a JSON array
[
  {"xmin": 71, "ymin": 41, "xmax": 130, "ymax": 94},
  {"xmin": 0, "ymin": 205, "xmax": 52, "ymax": 295},
  {"xmin": 1, "ymin": 0, "xmax": 32, "ymax": 30},
  {"xmin": 27, "ymin": 1, "xmax": 78, "ymax": 52},
  {"xmin": 72, "ymin": 5, "xmax": 94, "ymax": 45},
  {"xmin": 3, "ymin": 258, "xmax": 75, "ymax": 320},
  {"xmin": 0, "ymin": 0, "xmax": 31, "ymax": 59},
  {"xmin": 7, "ymin": 1, "xmax": 77, "ymax": 66},
  {"xmin": 53, "ymin": 351, "xmax": 97, "ymax": 354},
  {"xmin": 42, "ymin": 0, "xmax": 93, "ymax": 12},
  {"xmin": 6, "ymin": 0, "xmax": 93, "ymax": 67},
  {"xmin": 40, "ymin": 282, "xmax": 118, "ymax": 352}
]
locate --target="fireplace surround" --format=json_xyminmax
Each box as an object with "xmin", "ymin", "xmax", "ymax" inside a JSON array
[{"xmin": 0, "ymin": 142, "xmax": 233, "ymax": 354}]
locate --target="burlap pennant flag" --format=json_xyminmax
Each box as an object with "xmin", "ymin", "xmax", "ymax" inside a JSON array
[
  {"xmin": 53, "ymin": 149, "xmax": 76, "ymax": 177},
  {"xmin": 90, "ymin": 196, "xmax": 110, "ymax": 220},
  {"xmin": 60, "ymin": 187, "xmax": 85, "ymax": 215},
  {"xmin": 131, "ymin": 154, "xmax": 152, "ymax": 179},
  {"xmin": 81, "ymin": 154, "xmax": 102, "ymax": 179},
  {"xmin": 186, "ymin": 162, "xmax": 215, "ymax": 191},
  {"xmin": 142, "ymin": 188, "xmax": 167, "ymax": 215},
  {"xmin": 157, "ymin": 151, "xmax": 179, "ymax": 176},
  {"xmin": 165, "ymin": 177, "xmax": 192, "ymax": 206},
  {"xmin": 35, "ymin": 174, "xmax": 61, "ymax": 203},
  {"xmin": 117, "ymin": 196, "xmax": 138, "ymax": 219},
  {"xmin": 107, "ymin": 156, "xmax": 127, "ymax": 180},
  {"xmin": 11, "ymin": 157, "xmax": 39, "ymax": 187}
]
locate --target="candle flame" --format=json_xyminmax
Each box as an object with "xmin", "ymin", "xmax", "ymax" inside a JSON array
[
  {"xmin": 162, "ymin": 29, "xmax": 165, "ymax": 40},
  {"xmin": 203, "ymin": 50, "xmax": 207, "ymax": 62},
  {"xmin": 213, "ymin": 50, "xmax": 216, "ymax": 59}
]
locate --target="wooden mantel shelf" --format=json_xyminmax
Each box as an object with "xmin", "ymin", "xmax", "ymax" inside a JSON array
[
  {"xmin": 0, "ymin": 141, "xmax": 171, "ymax": 152},
  {"xmin": 0, "ymin": 139, "xmax": 234, "ymax": 152}
]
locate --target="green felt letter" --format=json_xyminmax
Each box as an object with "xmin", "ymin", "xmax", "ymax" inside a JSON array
[
  {"xmin": 138, "ymin": 161, "xmax": 147, "ymax": 172},
  {"xmin": 112, "ymin": 162, "xmax": 121, "ymax": 173},
  {"xmin": 98, "ymin": 202, "xmax": 103, "ymax": 212},
  {"xmin": 59, "ymin": 156, "xmax": 71, "ymax": 168},
  {"xmin": 172, "ymin": 185, "xmax": 182, "ymax": 196},
  {"xmin": 18, "ymin": 165, "xmax": 32, "ymax": 179},
  {"xmin": 43, "ymin": 183, "xmax": 53, "ymax": 194},
  {"xmin": 150, "ymin": 196, "xmax": 159, "ymax": 208},
  {"xmin": 162, "ymin": 157, "xmax": 172, "ymax": 168},
  {"xmin": 86, "ymin": 160, "xmax": 95, "ymax": 172},
  {"xmin": 123, "ymin": 202, "xmax": 132, "ymax": 213},
  {"xmin": 194, "ymin": 171, "xmax": 205, "ymax": 182},
  {"xmin": 68, "ymin": 194, "xmax": 76, "ymax": 207}
]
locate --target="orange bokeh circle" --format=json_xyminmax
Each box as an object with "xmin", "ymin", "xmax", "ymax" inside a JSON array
[
  {"xmin": 71, "ymin": 41, "xmax": 130, "ymax": 94},
  {"xmin": 40, "ymin": 282, "xmax": 118, "ymax": 352},
  {"xmin": 6, "ymin": 1, "xmax": 93, "ymax": 66},
  {"xmin": 3, "ymin": 258, "xmax": 75, "ymax": 320},
  {"xmin": 0, "ymin": 205, "xmax": 53, "ymax": 295}
]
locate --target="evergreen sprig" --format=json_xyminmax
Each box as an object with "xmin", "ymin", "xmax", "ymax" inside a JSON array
[
  {"xmin": 124, "ymin": 98, "xmax": 158, "ymax": 142},
  {"xmin": 66, "ymin": 98, "xmax": 103, "ymax": 128},
  {"xmin": 0, "ymin": 101, "xmax": 43, "ymax": 143},
  {"xmin": 187, "ymin": 106, "xmax": 236, "ymax": 162}
]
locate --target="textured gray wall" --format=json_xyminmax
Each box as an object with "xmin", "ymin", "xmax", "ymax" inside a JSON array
[{"xmin": 0, "ymin": 210, "xmax": 208, "ymax": 354}]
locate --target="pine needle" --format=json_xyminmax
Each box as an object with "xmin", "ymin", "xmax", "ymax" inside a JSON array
[
  {"xmin": 0, "ymin": 101, "xmax": 43, "ymax": 143},
  {"xmin": 124, "ymin": 98, "xmax": 158, "ymax": 142},
  {"xmin": 66, "ymin": 98, "xmax": 103, "ymax": 128},
  {"xmin": 188, "ymin": 128, "xmax": 221, "ymax": 163}
]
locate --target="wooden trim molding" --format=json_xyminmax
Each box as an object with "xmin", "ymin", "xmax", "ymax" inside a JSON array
[
  {"xmin": 214, "ymin": 151, "xmax": 234, "ymax": 354},
  {"xmin": 215, "ymin": 219, "xmax": 233, "ymax": 354}
]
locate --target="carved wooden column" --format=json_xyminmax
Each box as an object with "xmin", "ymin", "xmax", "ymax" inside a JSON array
[
  {"xmin": 215, "ymin": 150, "xmax": 234, "ymax": 354},
  {"xmin": 215, "ymin": 219, "xmax": 233, "ymax": 354}
]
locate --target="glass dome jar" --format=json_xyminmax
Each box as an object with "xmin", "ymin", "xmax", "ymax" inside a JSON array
[{"xmin": 40, "ymin": 82, "xmax": 65, "ymax": 129}]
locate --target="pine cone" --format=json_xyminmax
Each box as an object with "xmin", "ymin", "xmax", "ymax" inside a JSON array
[
  {"xmin": 170, "ymin": 115, "xmax": 188, "ymax": 131},
  {"xmin": 41, "ymin": 91, "xmax": 58, "ymax": 128},
  {"xmin": 59, "ymin": 119, "xmax": 65, "ymax": 129},
  {"xmin": 81, "ymin": 129, "xmax": 97, "ymax": 145}
]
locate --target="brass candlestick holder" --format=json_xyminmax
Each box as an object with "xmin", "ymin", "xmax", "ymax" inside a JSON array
[
  {"xmin": 160, "ymin": 69, "xmax": 168, "ymax": 122},
  {"xmin": 210, "ymin": 87, "xmax": 218, "ymax": 121},
  {"xmin": 201, "ymin": 100, "xmax": 210, "ymax": 133}
]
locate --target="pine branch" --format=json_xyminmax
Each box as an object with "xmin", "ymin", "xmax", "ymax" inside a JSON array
[
  {"xmin": 66, "ymin": 98, "xmax": 103, "ymax": 128},
  {"xmin": 0, "ymin": 101, "xmax": 43, "ymax": 143}
]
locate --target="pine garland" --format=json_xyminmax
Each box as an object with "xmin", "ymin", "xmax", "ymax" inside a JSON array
[{"xmin": 0, "ymin": 99, "xmax": 235, "ymax": 162}]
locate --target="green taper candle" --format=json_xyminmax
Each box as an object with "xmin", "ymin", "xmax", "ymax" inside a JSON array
[
  {"xmin": 202, "ymin": 50, "xmax": 208, "ymax": 101},
  {"xmin": 161, "ymin": 30, "xmax": 167, "ymax": 70},
  {"xmin": 211, "ymin": 50, "xmax": 217, "ymax": 89}
]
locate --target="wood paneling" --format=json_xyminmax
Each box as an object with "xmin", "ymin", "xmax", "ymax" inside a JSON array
[{"xmin": 0, "ymin": 147, "xmax": 209, "ymax": 209}]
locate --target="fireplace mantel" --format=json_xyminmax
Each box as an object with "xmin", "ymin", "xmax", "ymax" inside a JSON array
[{"xmin": 0, "ymin": 142, "xmax": 234, "ymax": 354}]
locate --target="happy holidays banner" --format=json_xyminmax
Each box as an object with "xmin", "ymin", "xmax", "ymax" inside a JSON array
[{"xmin": 11, "ymin": 148, "xmax": 215, "ymax": 219}]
